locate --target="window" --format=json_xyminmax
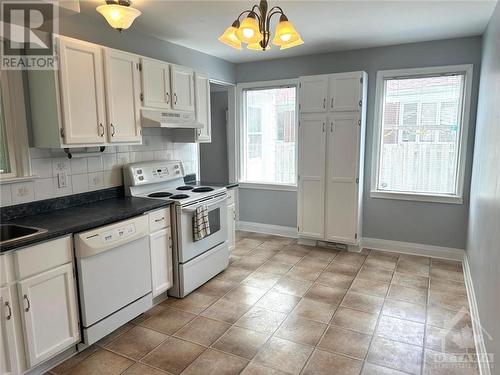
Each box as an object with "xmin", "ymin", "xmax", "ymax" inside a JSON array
[
  {"xmin": 240, "ymin": 84, "xmax": 297, "ymax": 186},
  {"xmin": 372, "ymin": 65, "xmax": 472, "ymax": 203}
]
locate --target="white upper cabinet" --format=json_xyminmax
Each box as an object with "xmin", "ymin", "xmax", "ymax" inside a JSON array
[
  {"xmin": 195, "ymin": 73, "xmax": 211, "ymax": 142},
  {"xmin": 328, "ymin": 73, "xmax": 363, "ymax": 112},
  {"xmin": 57, "ymin": 37, "xmax": 107, "ymax": 144},
  {"xmin": 141, "ymin": 58, "xmax": 171, "ymax": 109},
  {"xmin": 171, "ymin": 65, "xmax": 195, "ymax": 111},
  {"xmin": 299, "ymin": 76, "xmax": 328, "ymax": 113},
  {"xmin": 298, "ymin": 114, "xmax": 327, "ymax": 239},
  {"xmin": 103, "ymin": 49, "xmax": 142, "ymax": 143},
  {"xmin": 1, "ymin": 286, "xmax": 21, "ymax": 375},
  {"xmin": 325, "ymin": 113, "xmax": 360, "ymax": 243}
]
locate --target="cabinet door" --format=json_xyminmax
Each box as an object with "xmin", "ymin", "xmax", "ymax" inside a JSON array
[
  {"xmin": 299, "ymin": 76, "xmax": 328, "ymax": 113},
  {"xmin": 195, "ymin": 73, "xmax": 211, "ymax": 143},
  {"xmin": 150, "ymin": 228, "xmax": 173, "ymax": 297},
  {"xmin": 1, "ymin": 287, "xmax": 21, "ymax": 375},
  {"xmin": 57, "ymin": 37, "xmax": 106, "ymax": 144},
  {"xmin": 325, "ymin": 113, "xmax": 360, "ymax": 244},
  {"xmin": 141, "ymin": 58, "xmax": 171, "ymax": 109},
  {"xmin": 103, "ymin": 49, "xmax": 142, "ymax": 143},
  {"xmin": 328, "ymin": 73, "xmax": 362, "ymax": 112},
  {"xmin": 298, "ymin": 115, "xmax": 327, "ymax": 239},
  {"xmin": 18, "ymin": 263, "xmax": 79, "ymax": 367},
  {"xmin": 171, "ymin": 65, "xmax": 195, "ymax": 111},
  {"xmin": 227, "ymin": 203, "xmax": 236, "ymax": 252}
]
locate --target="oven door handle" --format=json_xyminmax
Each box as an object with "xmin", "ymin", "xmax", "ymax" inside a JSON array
[{"xmin": 182, "ymin": 195, "xmax": 227, "ymax": 213}]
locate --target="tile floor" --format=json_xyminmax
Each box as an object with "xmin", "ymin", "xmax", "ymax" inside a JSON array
[{"xmin": 49, "ymin": 231, "xmax": 478, "ymax": 375}]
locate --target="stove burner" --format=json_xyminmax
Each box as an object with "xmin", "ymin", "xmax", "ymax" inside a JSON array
[
  {"xmin": 170, "ymin": 194, "xmax": 190, "ymax": 199},
  {"xmin": 192, "ymin": 187, "xmax": 214, "ymax": 193},
  {"xmin": 176, "ymin": 186, "xmax": 194, "ymax": 191},
  {"xmin": 148, "ymin": 192, "xmax": 173, "ymax": 198}
]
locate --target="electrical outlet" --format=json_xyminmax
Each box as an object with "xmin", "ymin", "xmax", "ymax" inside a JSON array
[{"xmin": 57, "ymin": 172, "xmax": 68, "ymax": 188}]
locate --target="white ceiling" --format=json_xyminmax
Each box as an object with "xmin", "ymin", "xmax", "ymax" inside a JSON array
[{"xmin": 80, "ymin": 0, "xmax": 497, "ymax": 63}]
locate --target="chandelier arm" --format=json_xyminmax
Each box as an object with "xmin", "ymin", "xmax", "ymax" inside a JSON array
[{"xmin": 236, "ymin": 9, "xmax": 254, "ymax": 20}]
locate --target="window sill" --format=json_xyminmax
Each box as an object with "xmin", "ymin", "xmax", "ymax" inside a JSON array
[
  {"xmin": 239, "ymin": 182, "xmax": 297, "ymax": 192},
  {"xmin": 0, "ymin": 175, "xmax": 38, "ymax": 185},
  {"xmin": 370, "ymin": 190, "xmax": 463, "ymax": 204}
]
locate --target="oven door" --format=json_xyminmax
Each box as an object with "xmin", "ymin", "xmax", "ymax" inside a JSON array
[{"xmin": 176, "ymin": 194, "xmax": 228, "ymax": 263}]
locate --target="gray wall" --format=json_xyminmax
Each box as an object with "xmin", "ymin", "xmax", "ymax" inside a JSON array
[
  {"xmin": 466, "ymin": 2, "xmax": 500, "ymax": 371},
  {"xmin": 200, "ymin": 91, "xmax": 229, "ymax": 183},
  {"xmin": 54, "ymin": 13, "xmax": 236, "ymax": 83},
  {"xmin": 237, "ymin": 37, "xmax": 482, "ymax": 249},
  {"xmin": 239, "ymin": 189, "xmax": 297, "ymax": 227}
]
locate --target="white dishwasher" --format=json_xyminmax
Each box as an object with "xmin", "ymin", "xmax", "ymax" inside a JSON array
[{"xmin": 74, "ymin": 215, "xmax": 153, "ymax": 347}]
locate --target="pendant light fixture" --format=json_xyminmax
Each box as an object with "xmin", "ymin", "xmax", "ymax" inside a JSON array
[
  {"xmin": 97, "ymin": 0, "xmax": 141, "ymax": 32},
  {"xmin": 219, "ymin": 0, "xmax": 303, "ymax": 51}
]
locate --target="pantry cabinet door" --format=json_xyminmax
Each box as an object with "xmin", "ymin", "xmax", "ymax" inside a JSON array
[
  {"xmin": 141, "ymin": 58, "xmax": 171, "ymax": 109},
  {"xmin": 0, "ymin": 286, "xmax": 21, "ymax": 375},
  {"xmin": 103, "ymin": 49, "xmax": 142, "ymax": 143},
  {"xmin": 195, "ymin": 73, "xmax": 211, "ymax": 143},
  {"xmin": 299, "ymin": 76, "xmax": 328, "ymax": 113},
  {"xmin": 171, "ymin": 65, "xmax": 195, "ymax": 111},
  {"xmin": 328, "ymin": 73, "xmax": 363, "ymax": 112},
  {"xmin": 57, "ymin": 37, "xmax": 106, "ymax": 144},
  {"xmin": 150, "ymin": 228, "xmax": 173, "ymax": 297},
  {"xmin": 297, "ymin": 114, "xmax": 327, "ymax": 239},
  {"xmin": 18, "ymin": 263, "xmax": 79, "ymax": 367},
  {"xmin": 325, "ymin": 113, "xmax": 360, "ymax": 244}
]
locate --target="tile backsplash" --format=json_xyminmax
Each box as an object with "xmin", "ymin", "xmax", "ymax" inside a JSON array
[{"xmin": 0, "ymin": 129, "xmax": 198, "ymax": 207}]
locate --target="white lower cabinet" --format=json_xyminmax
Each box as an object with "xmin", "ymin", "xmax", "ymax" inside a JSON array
[
  {"xmin": 148, "ymin": 208, "xmax": 173, "ymax": 297},
  {"xmin": 150, "ymin": 228, "xmax": 173, "ymax": 297},
  {"xmin": 1, "ymin": 286, "xmax": 21, "ymax": 375},
  {"xmin": 18, "ymin": 263, "xmax": 80, "ymax": 367}
]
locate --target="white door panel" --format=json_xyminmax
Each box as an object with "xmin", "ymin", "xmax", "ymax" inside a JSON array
[
  {"xmin": 150, "ymin": 228, "xmax": 173, "ymax": 297},
  {"xmin": 298, "ymin": 115, "xmax": 327, "ymax": 238},
  {"xmin": 299, "ymin": 76, "xmax": 327, "ymax": 113},
  {"xmin": 329, "ymin": 73, "xmax": 362, "ymax": 112},
  {"xmin": 0, "ymin": 286, "xmax": 21, "ymax": 375},
  {"xmin": 104, "ymin": 50, "xmax": 142, "ymax": 143},
  {"xmin": 195, "ymin": 74, "xmax": 211, "ymax": 142},
  {"xmin": 171, "ymin": 66, "xmax": 195, "ymax": 111},
  {"xmin": 141, "ymin": 59, "xmax": 171, "ymax": 109}
]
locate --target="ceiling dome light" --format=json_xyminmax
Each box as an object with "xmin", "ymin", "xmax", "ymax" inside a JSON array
[
  {"xmin": 96, "ymin": 0, "xmax": 141, "ymax": 32},
  {"xmin": 273, "ymin": 16, "xmax": 300, "ymax": 46},
  {"xmin": 236, "ymin": 14, "xmax": 262, "ymax": 44},
  {"xmin": 218, "ymin": 21, "xmax": 242, "ymax": 50}
]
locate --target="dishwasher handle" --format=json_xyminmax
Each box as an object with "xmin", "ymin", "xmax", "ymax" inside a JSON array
[{"xmin": 74, "ymin": 215, "xmax": 149, "ymax": 258}]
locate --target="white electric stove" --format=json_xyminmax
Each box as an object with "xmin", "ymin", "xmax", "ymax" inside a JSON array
[{"xmin": 123, "ymin": 160, "xmax": 229, "ymax": 298}]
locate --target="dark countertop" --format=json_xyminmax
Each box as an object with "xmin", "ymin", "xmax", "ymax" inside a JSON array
[
  {"xmin": 186, "ymin": 180, "xmax": 239, "ymax": 189},
  {"xmin": 0, "ymin": 197, "xmax": 172, "ymax": 253}
]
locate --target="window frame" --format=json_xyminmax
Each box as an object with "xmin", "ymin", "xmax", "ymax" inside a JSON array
[
  {"xmin": 371, "ymin": 65, "xmax": 473, "ymax": 204},
  {"xmin": 0, "ymin": 70, "xmax": 32, "ymax": 183},
  {"xmin": 237, "ymin": 79, "xmax": 299, "ymax": 191}
]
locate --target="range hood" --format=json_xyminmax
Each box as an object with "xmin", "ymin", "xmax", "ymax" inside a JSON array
[{"xmin": 141, "ymin": 109, "xmax": 203, "ymax": 129}]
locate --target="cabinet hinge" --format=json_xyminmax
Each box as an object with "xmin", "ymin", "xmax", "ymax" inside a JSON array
[
  {"xmin": 356, "ymin": 177, "xmax": 359, "ymax": 184},
  {"xmin": 355, "ymin": 233, "xmax": 358, "ymax": 239},
  {"xmin": 359, "ymin": 100, "xmax": 362, "ymax": 107},
  {"xmin": 299, "ymin": 103, "xmax": 301, "ymax": 111},
  {"xmin": 298, "ymin": 225, "xmax": 300, "ymax": 231},
  {"xmin": 360, "ymin": 77, "xmax": 363, "ymax": 84},
  {"xmin": 59, "ymin": 128, "xmax": 64, "ymax": 138},
  {"xmin": 137, "ymin": 62, "xmax": 142, "ymax": 71},
  {"xmin": 140, "ymin": 93, "xmax": 144, "ymax": 102},
  {"xmin": 358, "ymin": 119, "xmax": 361, "ymax": 126},
  {"xmin": 299, "ymin": 82, "xmax": 301, "ymax": 88}
]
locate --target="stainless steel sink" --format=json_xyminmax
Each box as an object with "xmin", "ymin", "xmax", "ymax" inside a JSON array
[{"xmin": 0, "ymin": 224, "xmax": 47, "ymax": 244}]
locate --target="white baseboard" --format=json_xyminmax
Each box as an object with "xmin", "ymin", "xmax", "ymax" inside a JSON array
[
  {"xmin": 237, "ymin": 221, "xmax": 298, "ymax": 238},
  {"xmin": 463, "ymin": 256, "xmax": 492, "ymax": 375},
  {"xmin": 361, "ymin": 237, "xmax": 465, "ymax": 260}
]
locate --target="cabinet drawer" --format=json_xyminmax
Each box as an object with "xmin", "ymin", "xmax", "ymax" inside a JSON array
[
  {"xmin": 14, "ymin": 236, "xmax": 72, "ymax": 280},
  {"xmin": 227, "ymin": 188, "xmax": 236, "ymax": 205},
  {"xmin": 149, "ymin": 207, "xmax": 170, "ymax": 232}
]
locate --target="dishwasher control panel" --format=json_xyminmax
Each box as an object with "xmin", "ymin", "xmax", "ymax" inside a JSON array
[{"xmin": 75, "ymin": 215, "xmax": 149, "ymax": 258}]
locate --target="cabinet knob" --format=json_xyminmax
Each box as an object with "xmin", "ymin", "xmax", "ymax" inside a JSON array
[
  {"xmin": 110, "ymin": 123, "xmax": 116, "ymax": 137},
  {"xmin": 99, "ymin": 123, "xmax": 105, "ymax": 137},
  {"xmin": 166, "ymin": 92, "xmax": 170, "ymax": 104},
  {"xmin": 323, "ymin": 98, "xmax": 326, "ymax": 109},
  {"xmin": 173, "ymin": 93, "xmax": 177, "ymax": 105},
  {"xmin": 23, "ymin": 294, "xmax": 31, "ymax": 312},
  {"xmin": 5, "ymin": 301, "xmax": 12, "ymax": 320}
]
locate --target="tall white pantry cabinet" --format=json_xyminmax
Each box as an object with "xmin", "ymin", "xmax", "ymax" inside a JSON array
[{"xmin": 297, "ymin": 71, "xmax": 367, "ymax": 247}]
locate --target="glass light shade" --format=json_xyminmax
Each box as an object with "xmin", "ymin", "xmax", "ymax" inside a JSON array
[
  {"xmin": 96, "ymin": 4, "xmax": 141, "ymax": 31},
  {"xmin": 247, "ymin": 43, "xmax": 271, "ymax": 51},
  {"xmin": 236, "ymin": 16, "xmax": 262, "ymax": 44},
  {"xmin": 272, "ymin": 20, "xmax": 300, "ymax": 46},
  {"xmin": 218, "ymin": 26, "xmax": 242, "ymax": 49},
  {"xmin": 280, "ymin": 37, "xmax": 304, "ymax": 50}
]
